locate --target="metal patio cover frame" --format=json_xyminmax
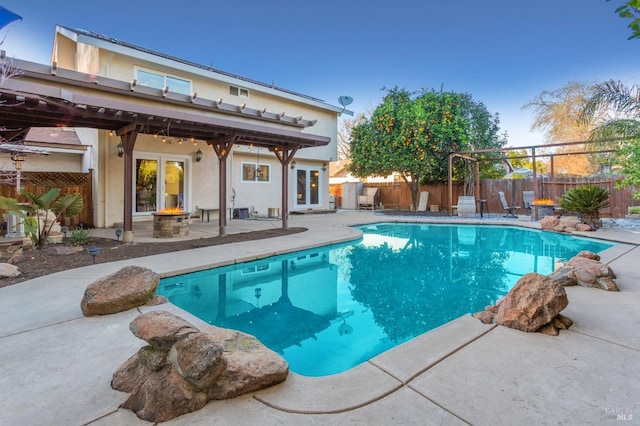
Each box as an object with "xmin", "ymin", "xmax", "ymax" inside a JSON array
[{"xmin": 0, "ymin": 58, "xmax": 331, "ymax": 236}]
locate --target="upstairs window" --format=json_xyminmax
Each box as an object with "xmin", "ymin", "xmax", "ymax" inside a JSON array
[
  {"xmin": 230, "ymin": 85, "xmax": 249, "ymax": 97},
  {"xmin": 136, "ymin": 68, "xmax": 192, "ymax": 95}
]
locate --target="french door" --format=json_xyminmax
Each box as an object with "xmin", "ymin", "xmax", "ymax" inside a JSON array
[
  {"xmin": 295, "ymin": 168, "xmax": 321, "ymax": 208},
  {"xmin": 134, "ymin": 155, "xmax": 187, "ymax": 214}
]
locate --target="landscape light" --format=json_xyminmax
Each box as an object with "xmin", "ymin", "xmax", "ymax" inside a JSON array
[{"xmin": 88, "ymin": 245, "xmax": 101, "ymax": 264}]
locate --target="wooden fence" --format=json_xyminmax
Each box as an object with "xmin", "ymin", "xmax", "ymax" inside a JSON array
[
  {"xmin": 330, "ymin": 177, "xmax": 639, "ymax": 218},
  {"xmin": 0, "ymin": 170, "xmax": 94, "ymax": 228}
]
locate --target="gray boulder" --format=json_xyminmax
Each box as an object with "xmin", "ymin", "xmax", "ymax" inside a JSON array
[
  {"xmin": 0, "ymin": 263, "xmax": 20, "ymax": 278},
  {"xmin": 80, "ymin": 266, "xmax": 160, "ymax": 316},
  {"xmin": 112, "ymin": 311, "xmax": 288, "ymax": 423},
  {"xmin": 549, "ymin": 251, "xmax": 618, "ymax": 291}
]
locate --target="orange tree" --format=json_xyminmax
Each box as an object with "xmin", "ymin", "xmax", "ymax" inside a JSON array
[{"xmin": 349, "ymin": 87, "xmax": 506, "ymax": 210}]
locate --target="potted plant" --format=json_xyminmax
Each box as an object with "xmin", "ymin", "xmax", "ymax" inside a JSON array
[{"xmin": 558, "ymin": 185, "xmax": 609, "ymax": 230}]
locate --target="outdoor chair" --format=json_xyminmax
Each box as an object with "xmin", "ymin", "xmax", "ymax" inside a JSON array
[
  {"xmin": 358, "ymin": 187, "xmax": 379, "ymax": 210},
  {"xmin": 498, "ymin": 191, "xmax": 520, "ymax": 218},
  {"xmin": 417, "ymin": 191, "xmax": 429, "ymax": 212},
  {"xmin": 522, "ymin": 191, "xmax": 534, "ymax": 212}
]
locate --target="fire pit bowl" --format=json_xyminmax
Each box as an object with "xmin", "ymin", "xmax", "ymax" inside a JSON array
[{"xmin": 152, "ymin": 211, "xmax": 191, "ymax": 238}]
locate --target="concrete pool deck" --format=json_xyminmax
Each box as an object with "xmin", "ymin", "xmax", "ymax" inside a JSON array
[{"xmin": 1, "ymin": 210, "xmax": 639, "ymax": 425}]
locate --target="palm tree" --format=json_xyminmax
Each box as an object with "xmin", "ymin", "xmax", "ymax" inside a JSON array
[
  {"xmin": 581, "ymin": 80, "xmax": 640, "ymax": 199},
  {"xmin": 581, "ymin": 80, "xmax": 640, "ymax": 137}
]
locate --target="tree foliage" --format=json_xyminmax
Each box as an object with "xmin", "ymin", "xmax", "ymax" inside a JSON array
[
  {"xmin": 609, "ymin": 0, "xmax": 640, "ymax": 39},
  {"xmin": 0, "ymin": 188, "xmax": 83, "ymax": 249},
  {"xmin": 522, "ymin": 82, "xmax": 599, "ymax": 176},
  {"xmin": 349, "ymin": 87, "xmax": 507, "ymax": 210},
  {"xmin": 507, "ymin": 150, "xmax": 548, "ymax": 175},
  {"xmin": 582, "ymin": 80, "xmax": 640, "ymax": 198}
]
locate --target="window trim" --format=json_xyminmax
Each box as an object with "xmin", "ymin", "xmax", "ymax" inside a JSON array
[
  {"xmin": 134, "ymin": 66, "xmax": 193, "ymax": 96},
  {"xmin": 241, "ymin": 161, "xmax": 271, "ymax": 183},
  {"xmin": 230, "ymin": 85, "xmax": 250, "ymax": 98}
]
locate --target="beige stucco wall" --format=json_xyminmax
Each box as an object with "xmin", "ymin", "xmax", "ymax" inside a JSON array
[{"xmin": 0, "ymin": 152, "xmax": 83, "ymax": 173}]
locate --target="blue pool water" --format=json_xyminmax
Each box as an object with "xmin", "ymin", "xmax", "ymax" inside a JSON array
[{"xmin": 158, "ymin": 223, "xmax": 613, "ymax": 377}]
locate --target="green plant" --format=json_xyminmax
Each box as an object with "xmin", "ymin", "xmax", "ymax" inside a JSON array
[
  {"xmin": 558, "ymin": 185, "xmax": 610, "ymax": 230},
  {"xmin": 629, "ymin": 206, "xmax": 640, "ymax": 214},
  {"xmin": 0, "ymin": 188, "xmax": 83, "ymax": 249},
  {"xmin": 70, "ymin": 227, "xmax": 92, "ymax": 246}
]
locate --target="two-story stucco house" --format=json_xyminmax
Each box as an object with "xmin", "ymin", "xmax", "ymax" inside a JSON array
[
  {"xmin": 52, "ymin": 25, "xmax": 346, "ymax": 226},
  {"xmin": 0, "ymin": 25, "xmax": 347, "ymax": 239}
]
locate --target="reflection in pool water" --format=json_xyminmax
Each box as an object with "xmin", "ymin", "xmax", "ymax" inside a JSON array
[{"xmin": 158, "ymin": 223, "xmax": 613, "ymax": 376}]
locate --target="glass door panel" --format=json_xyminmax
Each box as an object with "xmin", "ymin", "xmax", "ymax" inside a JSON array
[
  {"xmin": 296, "ymin": 169, "xmax": 307, "ymax": 206},
  {"xmin": 164, "ymin": 160, "xmax": 185, "ymax": 210},
  {"xmin": 135, "ymin": 159, "xmax": 157, "ymax": 212},
  {"xmin": 310, "ymin": 170, "xmax": 319, "ymax": 204}
]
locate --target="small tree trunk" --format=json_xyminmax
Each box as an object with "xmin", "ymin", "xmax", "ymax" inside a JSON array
[{"xmin": 402, "ymin": 175, "xmax": 420, "ymax": 211}]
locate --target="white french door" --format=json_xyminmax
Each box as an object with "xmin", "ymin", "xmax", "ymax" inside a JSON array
[
  {"xmin": 134, "ymin": 154, "xmax": 189, "ymax": 215},
  {"xmin": 295, "ymin": 168, "xmax": 321, "ymax": 208}
]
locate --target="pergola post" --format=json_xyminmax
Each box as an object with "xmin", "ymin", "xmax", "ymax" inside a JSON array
[
  {"xmin": 272, "ymin": 147, "xmax": 297, "ymax": 230},
  {"xmin": 117, "ymin": 124, "xmax": 141, "ymax": 242},
  {"xmin": 448, "ymin": 154, "xmax": 453, "ymax": 214},
  {"xmin": 532, "ymin": 147, "xmax": 538, "ymax": 220},
  {"xmin": 208, "ymin": 134, "xmax": 235, "ymax": 237}
]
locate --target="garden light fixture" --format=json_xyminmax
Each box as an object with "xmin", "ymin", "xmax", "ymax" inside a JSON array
[{"xmin": 88, "ymin": 245, "xmax": 101, "ymax": 264}]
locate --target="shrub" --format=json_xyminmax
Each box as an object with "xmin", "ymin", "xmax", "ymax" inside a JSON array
[
  {"xmin": 70, "ymin": 226, "xmax": 92, "ymax": 246},
  {"xmin": 558, "ymin": 185, "xmax": 610, "ymax": 230},
  {"xmin": 0, "ymin": 189, "xmax": 83, "ymax": 249}
]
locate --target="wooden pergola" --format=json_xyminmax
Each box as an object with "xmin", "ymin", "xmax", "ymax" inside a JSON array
[
  {"xmin": 0, "ymin": 58, "xmax": 331, "ymax": 237},
  {"xmin": 448, "ymin": 140, "xmax": 618, "ymax": 218}
]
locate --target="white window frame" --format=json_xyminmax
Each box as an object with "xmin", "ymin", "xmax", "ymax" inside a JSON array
[
  {"xmin": 230, "ymin": 85, "xmax": 250, "ymax": 98},
  {"xmin": 135, "ymin": 66, "xmax": 192, "ymax": 96},
  {"xmin": 241, "ymin": 162, "xmax": 271, "ymax": 183},
  {"xmin": 294, "ymin": 166, "xmax": 322, "ymax": 208},
  {"xmin": 132, "ymin": 151, "xmax": 193, "ymax": 216}
]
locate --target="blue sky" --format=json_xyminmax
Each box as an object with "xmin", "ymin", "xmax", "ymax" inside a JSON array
[{"xmin": 1, "ymin": 1, "xmax": 637, "ymax": 147}]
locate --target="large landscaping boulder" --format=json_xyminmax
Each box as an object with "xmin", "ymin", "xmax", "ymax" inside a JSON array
[
  {"xmin": 496, "ymin": 273, "xmax": 568, "ymax": 332},
  {"xmin": 112, "ymin": 310, "xmax": 288, "ymax": 423},
  {"xmin": 80, "ymin": 266, "xmax": 160, "ymax": 316},
  {"xmin": 473, "ymin": 272, "xmax": 571, "ymax": 336},
  {"xmin": 549, "ymin": 250, "xmax": 618, "ymax": 291}
]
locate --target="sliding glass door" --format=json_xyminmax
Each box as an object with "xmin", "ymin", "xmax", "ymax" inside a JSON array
[{"xmin": 134, "ymin": 155, "xmax": 187, "ymax": 214}]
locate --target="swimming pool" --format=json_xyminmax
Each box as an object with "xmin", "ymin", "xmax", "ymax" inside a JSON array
[{"xmin": 158, "ymin": 223, "xmax": 613, "ymax": 376}]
